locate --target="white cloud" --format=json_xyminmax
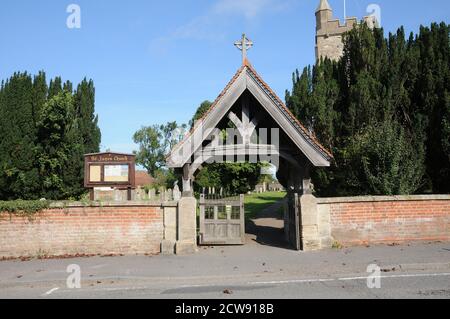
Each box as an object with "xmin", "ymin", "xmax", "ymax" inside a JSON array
[
  {"xmin": 150, "ymin": 0, "xmax": 293, "ymax": 55},
  {"xmin": 212, "ymin": 0, "xmax": 276, "ymax": 19}
]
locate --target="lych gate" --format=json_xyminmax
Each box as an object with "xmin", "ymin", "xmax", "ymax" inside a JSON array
[{"xmin": 166, "ymin": 34, "xmax": 333, "ymax": 252}]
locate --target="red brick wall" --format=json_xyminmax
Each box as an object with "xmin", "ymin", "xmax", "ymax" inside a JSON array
[
  {"xmin": 326, "ymin": 197, "xmax": 450, "ymax": 246},
  {"xmin": 0, "ymin": 204, "xmax": 164, "ymax": 258}
]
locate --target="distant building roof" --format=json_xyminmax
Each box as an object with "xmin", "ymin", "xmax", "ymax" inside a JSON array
[{"xmin": 135, "ymin": 171, "xmax": 154, "ymax": 186}]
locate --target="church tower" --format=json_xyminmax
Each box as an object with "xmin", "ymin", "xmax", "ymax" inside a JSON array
[
  {"xmin": 316, "ymin": 0, "xmax": 333, "ymax": 32},
  {"xmin": 315, "ymin": 0, "xmax": 377, "ymax": 61}
]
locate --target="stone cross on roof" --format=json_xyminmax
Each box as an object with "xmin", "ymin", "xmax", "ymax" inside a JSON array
[{"xmin": 234, "ymin": 34, "xmax": 253, "ymax": 64}]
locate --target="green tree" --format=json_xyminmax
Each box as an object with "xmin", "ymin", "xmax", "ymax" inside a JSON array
[
  {"xmin": 286, "ymin": 60, "xmax": 339, "ymax": 150},
  {"xmin": 286, "ymin": 67, "xmax": 312, "ymax": 127},
  {"xmin": 48, "ymin": 76, "xmax": 62, "ymax": 98},
  {"xmin": 342, "ymin": 120, "xmax": 425, "ymax": 195},
  {"xmin": 220, "ymin": 163, "xmax": 264, "ymax": 194},
  {"xmin": 415, "ymin": 23, "xmax": 450, "ymax": 193},
  {"xmin": 133, "ymin": 125, "xmax": 164, "ymax": 176},
  {"xmin": 31, "ymin": 72, "xmax": 48, "ymax": 128},
  {"xmin": 133, "ymin": 122, "xmax": 187, "ymax": 188},
  {"xmin": 285, "ymin": 22, "xmax": 450, "ymax": 196},
  {"xmin": 161, "ymin": 121, "xmax": 187, "ymax": 153},
  {"xmin": 36, "ymin": 92, "xmax": 75, "ymax": 199},
  {"xmin": 195, "ymin": 162, "xmax": 264, "ymax": 194},
  {"xmin": 189, "ymin": 100, "xmax": 212, "ymax": 128},
  {"xmin": 61, "ymin": 107, "xmax": 85, "ymax": 199},
  {"xmin": 195, "ymin": 164, "xmax": 222, "ymax": 190},
  {"xmin": 0, "ymin": 73, "xmax": 40, "ymax": 199},
  {"xmin": 0, "ymin": 72, "xmax": 101, "ymax": 200},
  {"xmin": 75, "ymin": 79, "xmax": 101, "ymax": 154}
]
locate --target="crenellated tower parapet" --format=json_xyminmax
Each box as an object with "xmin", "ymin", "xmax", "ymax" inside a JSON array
[{"xmin": 315, "ymin": 0, "xmax": 378, "ymax": 61}]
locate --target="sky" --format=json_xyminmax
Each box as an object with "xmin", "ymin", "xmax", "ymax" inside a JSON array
[{"xmin": 0, "ymin": 0, "xmax": 449, "ymax": 154}]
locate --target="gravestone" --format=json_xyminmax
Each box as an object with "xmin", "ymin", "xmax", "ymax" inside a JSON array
[
  {"xmin": 114, "ymin": 189, "xmax": 123, "ymax": 201},
  {"xmin": 173, "ymin": 184, "xmax": 181, "ymax": 201},
  {"xmin": 159, "ymin": 187, "xmax": 166, "ymax": 202},
  {"xmin": 135, "ymin": 186, "xmax": 143, "ymax": 201}
]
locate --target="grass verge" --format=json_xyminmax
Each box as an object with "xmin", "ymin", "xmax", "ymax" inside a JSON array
[{"xmin": 244, "ymin": 191, "xmax": 286, "ymax": 220}]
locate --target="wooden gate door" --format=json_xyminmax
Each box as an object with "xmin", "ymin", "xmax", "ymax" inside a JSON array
[
  {"xmin": 284, "ymin": 192, "xmax": 301, "ymax": 250},
  {"xmin": 199, "ymin": 194, "xmax": 245, "ymax": 245}
]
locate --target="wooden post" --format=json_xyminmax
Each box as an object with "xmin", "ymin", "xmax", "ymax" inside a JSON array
[
  {"xmin": 240, "ymin": 194, "xmax": 245, "ymax": 244},
  {"xmin": 182, "ymin": 163, "xmax": 193, "ymax": 197},
  {"xmin": 199, "ymin": 194, "xmax": 205, "ymax": 244},
  {"xmin": 302, "ymin": 163, "xmax": 313, "ymax": 195}
]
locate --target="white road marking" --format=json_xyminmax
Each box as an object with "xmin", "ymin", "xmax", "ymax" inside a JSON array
[
  {"xmin": 42, "ymin": 287, "xmax": 59, "ymax": 296},
  {"xmin": 249, "ymin": 278, "xmax": 335, "ymax": 285},
  {"xmin": 90, "ymin": 264, "xmax": 107, "ymax": 269},
  {"xmin": 251, "ymin": 272, "xmax": 450, "ymax": 286}
]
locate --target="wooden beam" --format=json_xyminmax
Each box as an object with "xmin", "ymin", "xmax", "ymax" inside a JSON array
[
  {"xmin": 246, "ymin": 73, "xmax": 330, "ymax": 167},
  {"xmin": 228, "ymin": 112, "xmax": 243, "ymax": 130},
  {"xmin": 167, "ymin": 72, "xmax": 247, "ymax": 168},
  {"xmin": 182, "ymin": 164, "xmax": 193, "ymax": 196}
]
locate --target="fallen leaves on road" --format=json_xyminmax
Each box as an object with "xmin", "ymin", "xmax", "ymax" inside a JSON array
[
  {"xmin": 0, "ymin": 256, "xmax": 19, "ymax": 262},
  {"xmin": 38, "ymin": 253, "xmax": 97, "ymax": 260}
]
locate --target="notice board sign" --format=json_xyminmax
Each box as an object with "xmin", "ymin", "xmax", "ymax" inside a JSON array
[{"xmin": 84, "ymin": 152, "xmax": 136, "ymax": 189}]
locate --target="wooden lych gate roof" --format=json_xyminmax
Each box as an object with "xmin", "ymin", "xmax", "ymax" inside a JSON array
[{"xmin": 167, "ymin": 59, "xmax": 333, "ymax": 169}]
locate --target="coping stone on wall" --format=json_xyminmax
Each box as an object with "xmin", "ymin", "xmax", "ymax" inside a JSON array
[
  {"xmin": 317, "ymin": 195, "xmax": 450, "ymax": 204},
  {"xmin": 48, "ymin": 201, "xmax": 179, "ymax": 209}
]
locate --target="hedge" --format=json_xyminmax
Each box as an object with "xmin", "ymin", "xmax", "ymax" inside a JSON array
[{"xmin": 0, "ymin": 200, "xmax": 50, "ymax": 215}]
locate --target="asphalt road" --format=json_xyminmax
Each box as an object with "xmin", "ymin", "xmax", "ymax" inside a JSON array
[{"xmin": 1, "ymin": 242, "xmax": 450, "ymax": 299}]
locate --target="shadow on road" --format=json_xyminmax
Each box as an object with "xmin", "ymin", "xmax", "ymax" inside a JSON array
[{"xmin": 245, "ymin": 199, "xmax": 291, "ymax": 249}]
